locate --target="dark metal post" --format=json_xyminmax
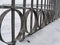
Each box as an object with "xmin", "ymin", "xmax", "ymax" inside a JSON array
[
  {"xmin": 44, "ymin": 0, "xmax": 46, "ymax": 10},
  {"xmin": 30, "ymin": 0, "xmax": 34, "ymax": 34},
  {"xmin": 36, "ymin": 0, "xmax": 39, "ymax": 28},
  {"xmin": 47, "ymin": 0, "xmax": 50, "ymax": 24},
  {"xmin": 49, "ymin": 1, "xmax": 51, "ymax": 10},
  {"xmin": 47, "ymin": 0, "xmax": 49, "ymax": 10},
  {"xmin": 11, "ymin": 0, "xmax": 15, "ymax": 45},
  {"xmin": 49, "ymin": 0, "xmax": 52, "ymax": 23},
  {"xmin": 39, "ymin": 0, "xmax": 43, "ymax": 29},
  {"xmin": 22, "ymin": 0, "xmax": 26, "ymax": 39},
  {"xmin": 53, "ymin": 0, "xmax": 56, "ymax": 19},
  {"xmin": 36, "ymin": 0, "xmax": 39, "ymax": 12},
  {"xmin": 41, "ymin": 0, "xmax": 43, "ymax": 9},
  {"xmin": 23, "ymin": 0, "xmax": 26, "ymax": 14}
]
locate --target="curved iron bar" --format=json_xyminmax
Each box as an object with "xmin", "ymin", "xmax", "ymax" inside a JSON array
[
  {"xmin": 37, "ymin": 9, "xmax": 46, "ymax": 29},
  {"xmin": 0, "ymin": 9, "xmax": 13, "ymax": 44},
  {"xmin": 25, "ymin": 9, "xmax": 38, "ymax": 34},
  {"xmin": 0, "ymin": 9, "xmax": 24, "ymax": 44},
  {"xmin": 16, "ymin": 9, "xmax": 38, "ymax": 42}
]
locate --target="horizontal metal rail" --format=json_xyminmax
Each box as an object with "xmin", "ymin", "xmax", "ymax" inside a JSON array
[{"xmin": 0, "ymin": 4, "xmax": 54, "ymax": 8}]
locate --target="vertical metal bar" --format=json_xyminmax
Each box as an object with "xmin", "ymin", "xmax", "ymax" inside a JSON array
[
  {"xmin": 50, "ymin": 0, "xmax": 54, "ymax": 21},
  {"xmin": 36, "ymin": 0, "xmax": 39, "ymax": 28},
  {"xmin": 22, "ymin": 0, "xmax": 26, "ymax": 39},
  {"xmin": 53, "ymin": 0, "xmax": 56, "ymax": 12},
  {"xmin": 47, "ymin": 0, "xmax": 49, "ymax": 10},
  {"xmin": 50, "ymin": 0, "xmax": 52, "ymax": 10},
  {"xmin": 44, "ymin": 0, "xmax": 47, "ymax": 25},
  {"xmin": 49, "ymin": 0, "xmax": 51, "ymax": 10},
  {"xmin": 49, "ymin": 0, "xmax": 50, "ymax": 10},
  {"xmin": 30, "ymin": 0, "xmax": 33, "ymax": 34},
  {"xmin": 49, "ymin": 0, "xmax": 52, "ymax": 23},
  {"xmin": 39, "ymin": 0, "xmax": 43, "ymax": 29},
  {"xmin": 41, "ymin": 0, "xmax": 43, "ymax": 9},
  {"xmin": 53, "ymin": 0, "xmax": 56, "ymax": 19},
  {"xmin": 50, "ymin": 0, "xmax": 53, "ymax": 10},
  {"xmin": 36, "ymin": 0, "xmax": 39, "ymax": 12},
  {"xmin": 23, "ymin": 0, "xmax": 26, "ymax": 14},
  {"xmin": 11, "ymin": 0, "xmax": 15, "ymax": 45},
  {"xmin": 47, "ymin": 0, "xmax": 50, "ymax": 24},
  {"xmin": 44, "ymin": 0, "xmax": 46, "ymax": 10}
]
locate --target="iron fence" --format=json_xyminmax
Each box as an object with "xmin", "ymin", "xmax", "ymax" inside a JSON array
[{"xmin": 0, "ymin": 0, "xmax": 57, "ymax": 45}]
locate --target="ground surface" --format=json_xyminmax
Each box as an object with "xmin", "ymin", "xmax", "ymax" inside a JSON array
[{"xmin": 16, "ymin": 18, "xmax": 60, "ymax": 45}]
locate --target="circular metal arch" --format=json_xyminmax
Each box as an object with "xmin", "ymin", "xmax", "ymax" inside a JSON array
[
  {"xmin": 37, "ymin": 9, "xmax": 46, "ymax": 29},
  {"xmin": 0, "ymin": 9, "xmax": 24, "ymax": 45},
  {"xmin": 25, "ymin": 9, "xmax": 38, "ymax": 34}
]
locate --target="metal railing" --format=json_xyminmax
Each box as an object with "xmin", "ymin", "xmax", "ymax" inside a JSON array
[{"xmin": 0, "ymin": 0, "xmax": 57, "ymax": 45}]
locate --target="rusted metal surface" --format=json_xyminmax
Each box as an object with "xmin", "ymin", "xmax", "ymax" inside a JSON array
[{"xmin": 0, "ymin": 0, "xmax": 57, "ymax": 45}]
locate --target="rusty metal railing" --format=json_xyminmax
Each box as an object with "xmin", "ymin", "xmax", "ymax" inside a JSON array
[{"xmin": 0, "ymin": 0, "xmax": 57, "ymax": 45}]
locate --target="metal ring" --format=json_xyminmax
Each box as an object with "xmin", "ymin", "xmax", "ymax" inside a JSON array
[
  {"xmin": 0, "ymin": 9, "xmax": 23, "ymax": 44},
  {"xmin": 37, "ymin": 9, "xmax": 46, "ymax": 29},
  {"xmin": 25, "ymin": 9, "xmax": 38, "ymax": 34}
]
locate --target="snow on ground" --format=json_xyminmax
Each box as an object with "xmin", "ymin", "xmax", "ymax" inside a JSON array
[{"xmin": 15, "ymin": 18, "xmax": 60, "ymax": 45}]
